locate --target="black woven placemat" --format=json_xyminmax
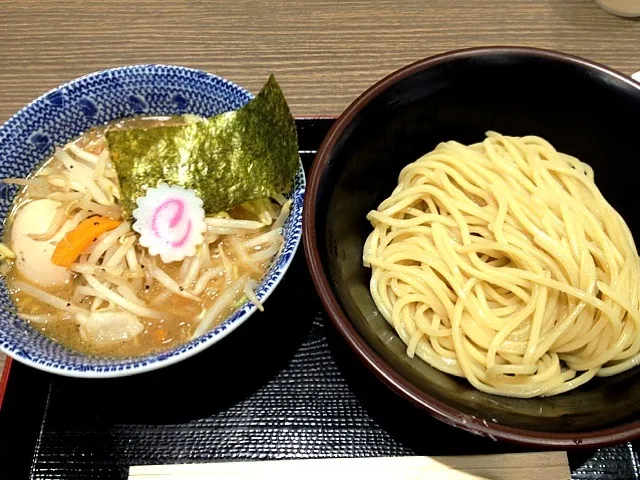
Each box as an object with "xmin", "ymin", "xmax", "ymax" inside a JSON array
[{"xmin": 0, "ymin": 119, "xmax": 639, "ymax": 479}]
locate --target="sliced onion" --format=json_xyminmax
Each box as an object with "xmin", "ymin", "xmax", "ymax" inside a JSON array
[
  {"xmin": 205, "ymin": 217, "xmax": 265, "ymax": 230},
  {"xmin": 18, "ymin": 313, "xmax": 54, "ymax": 324},
  {"xmin": 29, "ymin": 204, "xmax": 67, "ymax": 241},
  {"xmin": 57, "ymin": 148, "xmax": 110, "ymax": 205},
  {"xmin": 272, "ymin": 199, "xmax": 292, "ymax": 229},
  {"xmin": 193, "ymin": 274, "xmax": 248, "ymax": 338},
  {"xmin": 244, "ymin": 278, "xmax": 263, "ymax": 312},
  {"xmin": 147, "ymin": 263, "xmax": 200, "ymax": 302},
  {"xmin": 88, "ymin": 221, "xmax": 130, "ymax": 265},
  {"xmin": 249, "ymin": 241, "xmax": 282, "ymax": 263},
  {"xmin": 229, "ymin": 237, "xmax": 262, "ymax": 274},
  {"xmin": 13, "ymin": 280, "xmax": 86, "ymax": 315},
  {"xmin": 243, "ymin": 229, "xmax": 282, "ymax": 249},
  {"xmin": 116, "ymin": 284, "xmax": 147, "ymax": 307},
  {"xmin": 192, "ymin": 266, "xmax": 224, "ymax": 295},
  {"xmin": 67, "ymin": 143, "xmax": 100, "ymax": 165},
  {"xmin": 183, "ymin": 255, "xmax": 202, "ymax": 287},
  {"xmin": 83, "ymin": 274, "xmax": 165, "ymax": 319}
]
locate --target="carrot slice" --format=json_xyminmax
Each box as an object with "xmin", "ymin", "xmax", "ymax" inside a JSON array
[{"xmin": 51, "ymin": 216, "xmax": 122, "ymax": 268}]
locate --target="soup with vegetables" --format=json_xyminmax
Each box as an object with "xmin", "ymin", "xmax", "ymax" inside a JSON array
[{"xmin": 0, "ymin": 76, "xmax": 299, "ymax": 358}]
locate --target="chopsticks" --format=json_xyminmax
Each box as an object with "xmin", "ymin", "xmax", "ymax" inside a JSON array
[{"xmin": 129, "ymin": 452, "xmax": 570, "ymax": 480}]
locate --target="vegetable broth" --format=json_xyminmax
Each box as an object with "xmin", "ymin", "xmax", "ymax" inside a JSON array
[
  {"xmin": 6, "ymin": 243, "xmax": 269, "ymax": 357},
  {"xmin": 2, "ymin": 116, "xmax": 285, "ymax": 358}
]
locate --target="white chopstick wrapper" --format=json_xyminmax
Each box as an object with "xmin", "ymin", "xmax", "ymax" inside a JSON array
[
  {"xmin": 632, "ymin": 71, "xmax": 640, "ymax": 82},
  {"xmin": 129, "ymin": 452, "xmax": 570, "ymax": 480}
]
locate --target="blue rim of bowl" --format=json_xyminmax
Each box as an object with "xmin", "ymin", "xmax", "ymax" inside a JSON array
[{"xmin": 0, "ymin": 64, "xmax": 305, "ymax": 378}]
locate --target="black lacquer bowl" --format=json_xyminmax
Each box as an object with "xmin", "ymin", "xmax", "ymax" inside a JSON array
[{"xmin": 303, "ymin": 47, "xmax": 640, "ymax": 448}]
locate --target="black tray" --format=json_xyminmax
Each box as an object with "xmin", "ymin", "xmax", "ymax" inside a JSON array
[{"xmin": 1, "ymin": 119, "xmax": 639, "ymax": 480}]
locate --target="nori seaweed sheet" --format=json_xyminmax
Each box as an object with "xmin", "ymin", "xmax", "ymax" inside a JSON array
[{"xmin": 107, "ymin": 75, "xmax": 299, "ymax": 217}]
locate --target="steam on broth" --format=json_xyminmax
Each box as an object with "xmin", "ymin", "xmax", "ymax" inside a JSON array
[{"xmin": 1, "ymin": 115, "xmax": 291, "ymax": 358}]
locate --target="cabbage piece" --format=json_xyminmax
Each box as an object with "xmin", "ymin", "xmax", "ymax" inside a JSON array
[
  {"xmin": 106, "ymin": 75, "xmax": 299, "ymax": 218},
  {"xmin": 79, "ymin": 311, "xmax": 144, "ymax": 347}
]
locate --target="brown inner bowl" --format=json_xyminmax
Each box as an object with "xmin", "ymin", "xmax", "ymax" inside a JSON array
[{"xmin": 303, "ymin": 46, "xmax": 640, "ymax": 448}]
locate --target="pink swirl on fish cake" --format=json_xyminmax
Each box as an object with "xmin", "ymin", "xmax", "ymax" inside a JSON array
[
  {"xmin": 150, "ymin": 198, "xmax": 193, "ymax": 248},
  {"xmin": 132, "ymin": 184, "xmax": 206, "ymax": 263}
]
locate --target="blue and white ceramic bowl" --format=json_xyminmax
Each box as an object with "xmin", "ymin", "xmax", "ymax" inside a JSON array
[{"xmin": 0, "ymin": 65, "xmax": 305, "ymax": 377}]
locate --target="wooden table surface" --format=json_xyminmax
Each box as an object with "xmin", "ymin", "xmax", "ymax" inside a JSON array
[{"xmin": 0, "ymin": 0, "xmax": 638, "ymax": 373}]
